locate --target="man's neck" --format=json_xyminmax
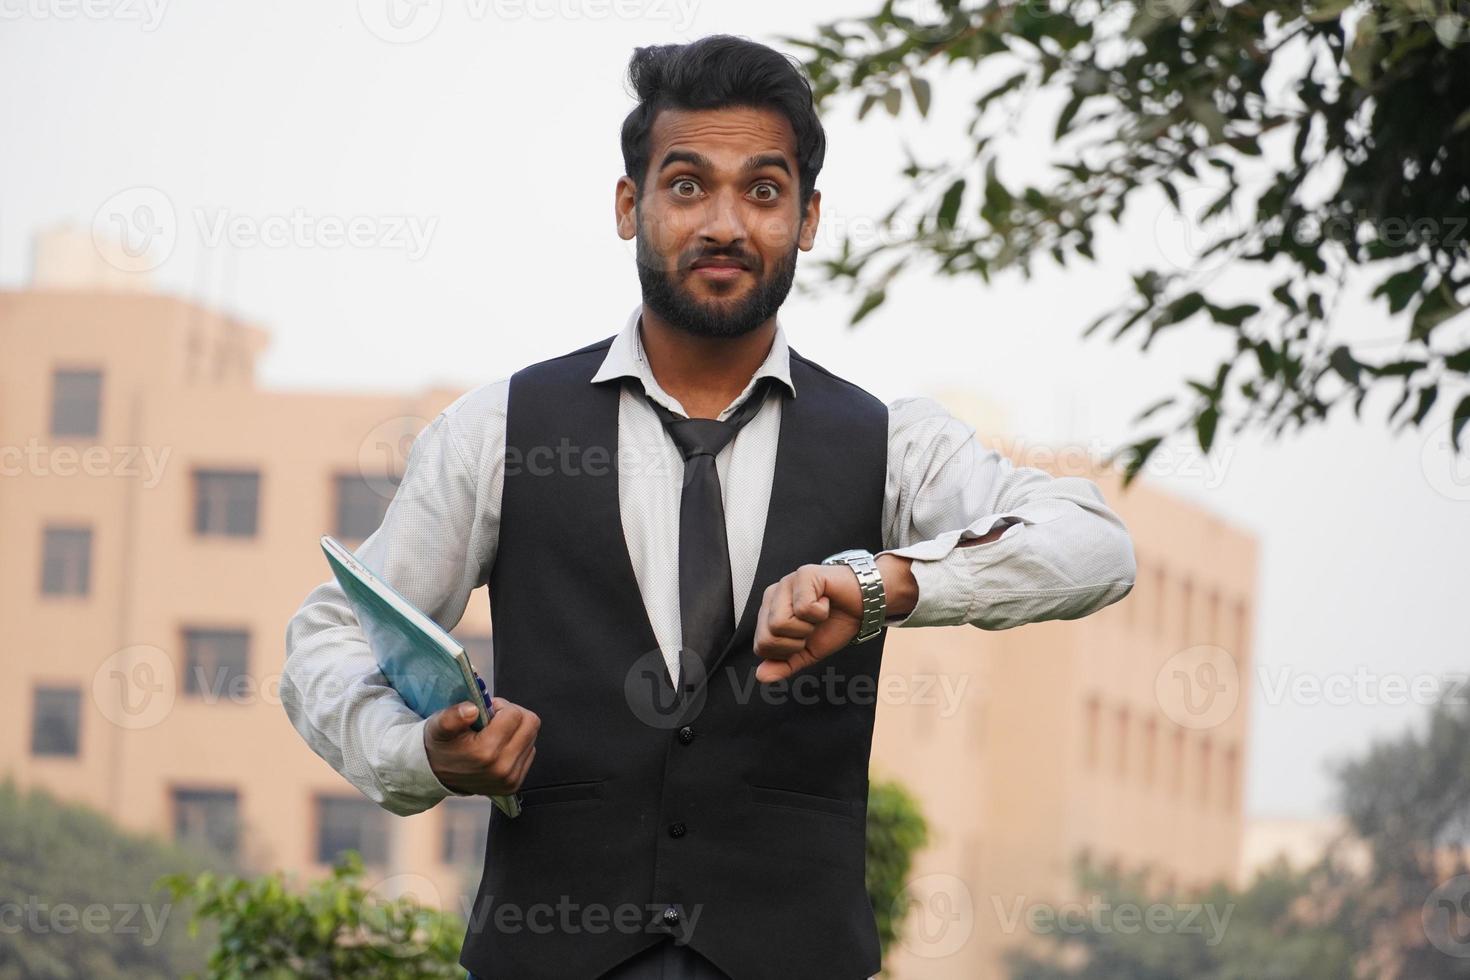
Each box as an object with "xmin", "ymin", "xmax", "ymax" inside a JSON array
[{"xmin": 637, "ymin": 308, "xmax": 777, "ymax": 420}]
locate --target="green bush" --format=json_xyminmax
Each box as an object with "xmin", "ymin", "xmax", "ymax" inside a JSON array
[{"xmin": 0, "ymin": 780, "xmax": 212, "ymax": 980}]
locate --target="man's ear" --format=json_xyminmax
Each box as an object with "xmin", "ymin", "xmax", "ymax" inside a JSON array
[
  {"xmin": 615, "ymin": 176, "xmax": 638, "ymax": 241},
  {"xmin": 798, "ymin": 188, "xmax": 821, "ymax": 251}
]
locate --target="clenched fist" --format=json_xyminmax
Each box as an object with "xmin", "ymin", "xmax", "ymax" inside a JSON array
[{"xmin": 752, "ymin": 555, "xmax": 915, "ymax": 684}]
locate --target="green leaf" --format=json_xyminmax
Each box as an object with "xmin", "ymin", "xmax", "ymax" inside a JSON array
[
  {"xmin": 1196, "ymin": 406, "xmax": 1219, "ymax": 453},
  {"xmin": 1371, "ymin": 267, "xmax": 1426, "ymax": 315},
  {"xmin": 1207, "ymin": 303, "xmax": 1259, "ymax": 327},
  {"xmin": 1452, "ymin": 396, "xmax": 1470, "ymax": 451},
  {"xmin": 909, "ymin": 76, "xmax": 932, "ymax": 117},
  {"xmin": 1055, "ymin": 93, "xmax": 1086, "ymax": 140},
  {"xmin": 882, "ymin": 86, "xmax": 902, "ymax": 117},
  {"xmin": 851, "ymin": 288, "xmax": 887, "ymax": 325},
  {"xmin": 1157, "ymin": 291, "xmax": 1207, "ymax": 327},
  {"xmin": 1411, "ymin": 386, "xmax": 1438, "ymax": 426},
  {"xmin": 1329, "ymin": 345, "xmax": 1362, "ymax": 386},
  {"xmin": 937, "ymin": 178, "xmax": 966, "ymax": 231}
]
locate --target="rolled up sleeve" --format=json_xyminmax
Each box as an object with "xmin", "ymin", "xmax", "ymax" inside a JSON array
[{"xmin": 878, "ymin": 396, "xmax": 1136, "ymax": 630}]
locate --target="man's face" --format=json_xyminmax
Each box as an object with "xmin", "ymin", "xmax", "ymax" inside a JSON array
[{"xmin": 615, "ymin": 105, "xmax": 821, "ymax": 339}]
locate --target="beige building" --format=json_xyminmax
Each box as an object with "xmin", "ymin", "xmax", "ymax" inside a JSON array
[{"xmin": 1, "ymin": 234, "xmax": 1255, "ymax": 977}]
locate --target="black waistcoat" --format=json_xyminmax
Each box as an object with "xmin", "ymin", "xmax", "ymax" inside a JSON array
[{"xmin": 459, "ymin": 334, "xmax": 890, "ymax": 980}]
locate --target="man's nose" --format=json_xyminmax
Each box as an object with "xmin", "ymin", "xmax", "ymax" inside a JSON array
[{"xmin": 699, "ymin": 188, "xmax": 749, "ymax": 244}]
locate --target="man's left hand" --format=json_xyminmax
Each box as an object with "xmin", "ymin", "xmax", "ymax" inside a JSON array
[{"xmin": 753, "ymin": 556, "xmax": 914, "ymax": 683}]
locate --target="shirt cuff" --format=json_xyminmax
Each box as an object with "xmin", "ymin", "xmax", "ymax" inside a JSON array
[
  {"xmin": 376, "ymin": 717, "xmax": 472, "ymax": 811},
  {"xmin": 877, "ymin": 515, "xmax": 1030, "ymax": 628}
]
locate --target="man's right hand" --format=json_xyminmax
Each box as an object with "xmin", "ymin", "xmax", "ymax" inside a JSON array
[{"xmin": 424, "ymin": 697, "xmax": 540, "ymax": 797}]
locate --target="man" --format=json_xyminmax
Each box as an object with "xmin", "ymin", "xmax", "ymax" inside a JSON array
[{"xmin": 282, "ymin": 33, "xmax": 1136, "ymax": 980}]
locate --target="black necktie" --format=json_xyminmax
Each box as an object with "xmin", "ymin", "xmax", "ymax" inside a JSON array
[{"xmin": 645, "ymin": 378, "xmax": 774, "ymax": 685}]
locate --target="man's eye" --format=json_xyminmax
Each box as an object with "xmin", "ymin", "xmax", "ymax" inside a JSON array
[
  {"xmin": 752, "ymin": 183, "xmax": 779, "ymax": 202},
  {"xmin": 672, "ymin": 178, "xmax": 700, "ymax": 197}
]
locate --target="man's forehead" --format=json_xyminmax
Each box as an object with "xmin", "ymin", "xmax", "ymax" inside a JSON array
[{"xmin": 649, "ymin": 106, "xmax": 797, "ymax": 166}]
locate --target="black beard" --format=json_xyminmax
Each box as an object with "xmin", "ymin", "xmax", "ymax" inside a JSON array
[{"xmin": 634, "ymin": 209, "xmax": 799, "ymax": 340}]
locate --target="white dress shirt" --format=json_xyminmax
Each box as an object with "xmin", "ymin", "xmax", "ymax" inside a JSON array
[{"xmin": 282, "ymin": 303, "xmax": 1137, "ymax": 816}]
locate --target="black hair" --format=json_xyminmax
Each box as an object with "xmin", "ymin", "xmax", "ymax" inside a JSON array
[{"xmin": 620, "ymin": 34, "xmax": 826, "ymax": 214}]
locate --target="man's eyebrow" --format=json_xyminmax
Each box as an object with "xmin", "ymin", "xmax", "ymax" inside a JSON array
[{"xmin": 656, "ymin": 149, "xmax": 793, "ymax": 177}]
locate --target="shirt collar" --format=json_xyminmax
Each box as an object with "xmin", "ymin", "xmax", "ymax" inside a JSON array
[{"xmin": 591, "ymin": 302, "xmax": 796, "ymax": 419}]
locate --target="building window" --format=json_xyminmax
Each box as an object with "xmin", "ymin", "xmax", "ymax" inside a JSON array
[
  {"xmin": 1233, "ymin": 599, "xmax": 1251, "ymax": 664},
  {"xmin": 1223, "ymin": 745, "xmax": 1240, "ymax": 810},
  {"xmin": 334, "ymin": 473, "xmax": 399, "ymax": 542},
  {"xmin": 1180, "ymin": 576, "xmax": 1195, "ymax": 645},
  {"xmin": 173, "ymin": 788, "xmax": 240, "ymax": 858},
  {"xmin": 1115, "ymin": 707, "xmax": 1130, "ymax": 778},
  {"xmin": 1084, "ymin": 696, "xmax": 1101, "ymax": 769},
  {"xmin": 316, "ymin": 795, "xmax": 389, "ymax": 865},
  {"xmin": 1142, "ymin": 718, "xmax": 1158, "ymax": 787},
  {"xmin": 183, "ymin": 628, "xmax": 250, "ymax": 699},
  {"xmin": 1199, "ymin": 737, "xmax": 1213, "ymax": 805},
  {"xmin": 1171, "ymin": 729, "xmax": 1186, "ymax": 796},
  {"xmin": 50, "ymin": 369, "xmax": 102, "ymax": 437},
  {"xmin": 441, "ymin": 796, "xmax": 490, "ymax": 866},
  {"xmin": 31, "ymin": 686, "xmax": 81, "ymax": 757},
  {"xmin": 193, "ymin": 469, "xmax": 260, "ymax": 537},
  {"xmin": 41, "ymin": 526, "xmax": 92, "ymax": 596},
  {"xmin": 1152, "ymin": 566, "xmax": 1167, "ymax": 637}
]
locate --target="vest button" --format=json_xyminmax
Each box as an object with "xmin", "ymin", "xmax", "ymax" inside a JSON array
[
  {"xmin": 668, "ymin": 821, "xmax": 687, "ymax": 838},
  {"xmin": 662, "ymin": 906, "xmax": 680, "ymax": 927},
  {"xmin": 677, "ymin": 726, "xmax": 695, "ymax": 745}
]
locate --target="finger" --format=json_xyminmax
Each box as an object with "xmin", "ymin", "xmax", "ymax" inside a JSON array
[
  {"xmin": 755, "ymin": 647, "xmax": 821, "ymax": 684},
  {"xmin": 792, "ymin": 571, "xmax": 831, "ymax": 625},
  {"xmin": 505, "ymin": 744, "xmax": 537, "ymax": 790},
  {"xmin": 755, "ymin": 631, "xmax": 807, "ymax": 660},
  {"xmin": 768, "ymin": 576, "xmax": 818, "ymax": 640},
  {"xmin": 497, "ymin": 708, "xmax": 540, "ymax": 764},
  {"xmin": 425, "ymin": 701, "xmax": 480, "ymax": 742}
]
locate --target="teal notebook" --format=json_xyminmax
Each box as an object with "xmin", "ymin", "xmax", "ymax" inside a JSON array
[{"xmin": 320, "ymin": 534, "xmax": 520, "ymax": 819}]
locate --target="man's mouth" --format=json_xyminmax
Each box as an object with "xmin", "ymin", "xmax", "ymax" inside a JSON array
[{"xmin": 688, "ymin": 256, "xmax": 751, "ymax": 281}]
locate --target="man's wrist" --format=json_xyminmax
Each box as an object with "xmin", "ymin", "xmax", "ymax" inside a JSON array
[{"xmin": 874, "ymin": 553, "xmax": 918, "ymax": 622}]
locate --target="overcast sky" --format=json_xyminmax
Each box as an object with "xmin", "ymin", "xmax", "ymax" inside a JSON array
[{"xmin": 3, "ymin": 0, "xmax": 1466, "ymax": 819}]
